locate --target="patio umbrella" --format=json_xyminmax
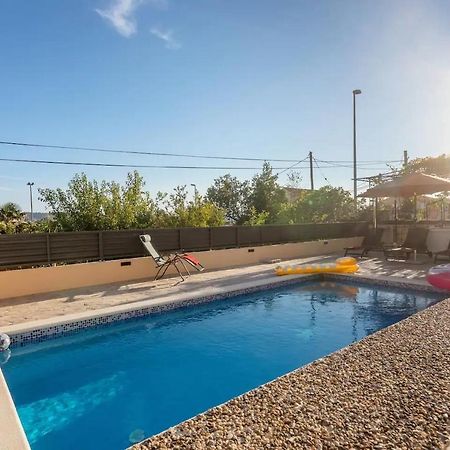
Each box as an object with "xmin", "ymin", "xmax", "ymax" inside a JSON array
[
  {"xmin": 359, "ymin": 172, "xmax": 450, "ymax": 198},
  {"xmin": 359, "ymin": 172, "xmax": 450, "ymax": 236}
]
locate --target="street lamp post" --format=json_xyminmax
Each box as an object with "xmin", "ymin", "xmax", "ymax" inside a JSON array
[
  {"xmin": 190, "ymin": 183, "xmax": 198, "ymax": 203},
  {"xmin": 353, "ymin": 89, "xmax": 362, "ymax": 211},
  {"xmin": 27, "ymin": 182, "xmax": 35, "ymax": 221}
]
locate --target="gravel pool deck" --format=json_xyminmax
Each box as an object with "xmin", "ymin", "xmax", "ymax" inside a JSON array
[{"xmin": 133, "ymin": 297, "xmax": 450, "ymax": 450}]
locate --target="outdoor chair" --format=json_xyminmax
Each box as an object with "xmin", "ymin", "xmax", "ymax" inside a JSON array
[
  {"xmin": 343, "ymin": 228, "xmax": 384, "ymax": 258},
  {"xmin": 433, "ymin": 240, "xmax": 450, "ymax": 263},
  {"xmin": 383, "ymin": 227, "xmax": 431, "ymax": 261},
  {"xmin": 139, "ymin": 234, "xmax": 204, "ymax": 281}
]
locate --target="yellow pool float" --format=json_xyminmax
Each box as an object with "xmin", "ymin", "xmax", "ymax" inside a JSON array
[{"xmin": 275, "ymin": 257, "xmax": 359, "ymax": 276}]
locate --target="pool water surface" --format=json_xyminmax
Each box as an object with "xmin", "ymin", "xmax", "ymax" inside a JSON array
[{"xmin": 2, "ymin": 281, "xmax": 445, "ymax": 450}]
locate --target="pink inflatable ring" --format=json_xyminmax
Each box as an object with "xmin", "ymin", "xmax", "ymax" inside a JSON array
[{"xmin": 426, "ymin": 264, "xmax": 450, "ymax": 291}]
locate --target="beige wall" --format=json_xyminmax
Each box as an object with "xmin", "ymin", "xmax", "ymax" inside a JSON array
[{"xmin": 0, "ymin": 237, "xmax": 361, "ymax": 301}]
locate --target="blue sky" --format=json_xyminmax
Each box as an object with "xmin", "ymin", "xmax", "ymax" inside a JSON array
[{"xmin": 0, "ymin": 0, "xmax": 449, "ymax": 211}]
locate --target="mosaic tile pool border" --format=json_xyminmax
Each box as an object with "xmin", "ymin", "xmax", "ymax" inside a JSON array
[
  {"xmin": 8, "ymin": 275, "xmax": 321, "ymax": 347},
  {"xmin": 8, "ymin": 273, "xmax": 442, "ymax": 347}
]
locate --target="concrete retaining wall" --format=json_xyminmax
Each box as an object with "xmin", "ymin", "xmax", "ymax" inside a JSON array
[{"xmin": 0, "ymin": 237, "xmax": 361, "ymax": 300}]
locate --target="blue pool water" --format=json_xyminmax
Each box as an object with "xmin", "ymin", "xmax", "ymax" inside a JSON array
[{"xmin": 2, "ymin": 281, "xmax": 445, "ymax": 450}]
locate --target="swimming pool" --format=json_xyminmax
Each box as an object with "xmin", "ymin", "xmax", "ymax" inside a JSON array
[{"xmin": 2, "ymin": 281, "xmax": 445, "ymax": 450}]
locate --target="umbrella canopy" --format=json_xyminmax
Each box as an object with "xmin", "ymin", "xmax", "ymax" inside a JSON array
[{"xmin": 359, "ymin": 172, "xmax": 450, "ymax": 198}]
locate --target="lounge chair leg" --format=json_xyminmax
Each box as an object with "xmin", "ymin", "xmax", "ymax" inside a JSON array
[
  {"xmin": 155, "ymin": 262, "xmax": 170, "ymax": 281},
  {"xmin": 177, "ymin": 258, "xmax": 191, "ymax": 277},
  {"xmin": 155, "ymin": 265, "xmax": 165, "ymax": 280},
  {"xmin": 173, "ymin": 261, "xmax": 185, "ymax": 282}
]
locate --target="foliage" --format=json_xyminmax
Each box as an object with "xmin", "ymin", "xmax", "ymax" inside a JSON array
[
  {"xmin": 275, "ymin": 186, "xmax": 357, "ymax": 224},
  {"xmin": 404, "ymin": 154, "xmax": 450, "ymax": 178},
  {"xmin": 6, "ymin": 162, "xmax": 367, "ymax": 233},
  {"xmin": 156, "ymin": 186, "xmax": 225, "ymax": 228},
  {"xmin": 38, "ymin": 171, "xmax": 157, "ymax": 231},
  {"xmin": 0, "ymin": 202, "xmax": 25, "ymax": 222},
  {"xmin": 38, "ymin": 171, "xmax": 225, "ymax": 231},
  {"xmin": 0, "ymin": 202, "xmax": 31, "ymax": 234},
  {"xmin": 206, "ymin": 174, "xmax": 252, "ymax": 224},
  {"xmin": 249, "ymin": 162, "xmax": 287, "ymax": 222},
  {"xmin": 285, "ymin": 170, "xmax": 302, "ymax": 189},
  {"xmin": 243, "ymin": 207, "xmax": 270, "ymax": 226}
]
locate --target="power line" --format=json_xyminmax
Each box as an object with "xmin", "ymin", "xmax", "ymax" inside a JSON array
[
  {"xmin": 0, "ymin": 139, "xmax": 406, "ymax": 165},
  {"xmin": 316, "ymin": 159, "xmax": 401, "ymax": 169},
  {"xmin": 0, "ymin": 140, "xmax": 301, "ymax": 163},
  {"xmin": 0, "ymin": 157, "xmax": 293, "ymax": 170},
  {"xmin": 0, "ymin": 156, "xmax": 402, "ymax": 171},
  {"xmin": 316, "ymin": 159, "xmax": 402, "ymax": 164},
  {"xmin": 275, "ymin": 156, "xmax": 310, "ymax": 176},
  {"xmin": 313, "ymin": 157, "xmax": 330, "ymax": 184}
]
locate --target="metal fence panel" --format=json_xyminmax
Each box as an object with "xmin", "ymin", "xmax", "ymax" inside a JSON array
[
  {"xmin": 50, "ymin": 232, "xmax": 100, "ymax": 261},
  {"xmin": 211, "ymin": 227, "xmax": 237, "ymax": 249},
  {"xmin": 0, "ymin": 222, "xmax": 369, "ymax": 269},
  {"xmin": 237, "ymin": 226, "xmax": 261, "ymax": 246},
  {"xmin": 0, "ymin": 234, "xmax": 48, "ymax": 266},
  {"xmin": 180, "ymin": 228, "xmax": 210, "ymax": 251},
  {"xmin": 102, "ymin": 230, "xmax": 145, "ymax": 259}
]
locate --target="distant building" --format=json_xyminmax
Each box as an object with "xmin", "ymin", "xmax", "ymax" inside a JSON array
[
  {"xmin": 283, "ymin": 187, "xmax": 311, "ymax": 203},
  {"xmin": 24, "ymin": 212, "xmax": 51, "ymax": 221}
]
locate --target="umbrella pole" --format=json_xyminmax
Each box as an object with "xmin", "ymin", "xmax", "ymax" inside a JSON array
[
  {"xmin": 394, "ymin": 199, "xmax": 398, "ymax": 244},
  {"xmin": 373, "ymin": 197, "xmax": 378, "ymax": 229},
  {"xmin": 413, "ymin": 194, "xmax": 417, "ymax": 221}
]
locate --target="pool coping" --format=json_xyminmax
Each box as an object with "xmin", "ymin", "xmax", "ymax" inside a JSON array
[
  {"xmin": 0, "ymin": 271, "xmax": 446, "ymax": 450},
  {"xmin": 0, "ymin": 369, "xmax": 31, "ymax": 450},
  {"xmin": 2, "ymin": 271, "xmax": 442, "ymax": 347}
]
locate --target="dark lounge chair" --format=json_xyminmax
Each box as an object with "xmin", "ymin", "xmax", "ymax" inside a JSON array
[
  {"xmin": 433, "ymin": 240, "xmax": 450, "ymax": 263},
  {"xmin": 383, "ymin": 227, "xmax": 430, "ymax": 261},
  {"xmin": 139, "ymin": 234, "xmax": 204, "ymax": 281},
  {"xmin": 344, "ymin": 228, "xmax": 384, "ymax": 258}
]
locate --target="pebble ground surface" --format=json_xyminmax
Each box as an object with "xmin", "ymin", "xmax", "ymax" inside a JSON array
[{"xmin": 133, "ymin": 298, "xmax": 450, "ymax": 450}]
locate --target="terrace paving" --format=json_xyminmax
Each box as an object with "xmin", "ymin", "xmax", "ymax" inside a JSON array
[
  {"xmin": 0, "ymin": 252, "xmax": 435, "ymax": 327},
  {"xmin": 133, "ymin": 296, "xmax": 450, "ymax": 450}
]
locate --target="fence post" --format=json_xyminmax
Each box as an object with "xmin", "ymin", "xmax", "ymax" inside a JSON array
[
  {"xmin": 179, "ymin": 228, "xmax": 183, "ymax": 250},
  {"xmin": 236, "ymin": 226, "xmax": 240, "ymax": 248},
  {"xmin": 46, "ymin": 234, "xmax": 51, "ymax": 263},
  {"xmin": 98, "ymin": 231, "xmax": 104, "ymax": 260},
  {"xmin": 208, "ymin": 228, "xmax": 212, "ymax": 250}
]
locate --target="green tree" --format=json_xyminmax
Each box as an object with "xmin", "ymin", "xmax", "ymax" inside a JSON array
[
  {"xmin": 0, "ymin": 202, "xmax": 25, "ymax": 222},
  {"xmin": 38, "ymin": 171, "xmax": 157, "ymax": 231},
  {"xmin": 276, "ymin": 186, "xmax": 356, "ymax": 224},
  {"xmin": 38, "ymin": 172, "xmax": 225, "ymax": 231},
  {"xmin": 0, "ymin": 202, "xmax": 31, "ymax": 234},
  {"xmin": 250, "ymin": 162, "xmax": 286, "ymax": 223},
  {"xmin": 206, "ymin": 174, "xmax": 252, "ymax": 224},
  {"xmin": 158, "ymin": 186, "xmax": 225, "ymax": 228},
  {"xmin": 404, "ymin": 154, "xmax": 450, "ymax": 177}
]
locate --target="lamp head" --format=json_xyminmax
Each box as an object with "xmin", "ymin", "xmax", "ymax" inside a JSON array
[{"xmin": 353, "ymin": 89, "xmax": 362, "ymax": 95}]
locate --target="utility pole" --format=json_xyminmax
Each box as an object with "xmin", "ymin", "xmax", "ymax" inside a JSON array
[
  {"xmin": 403, "ymin": 150, "xmax": 408, "ymax": 169},
  {"xmin": 27, "ymin": 182, "xmax": 35, "ymax": 221},
  {"xmin": 352, "ymin": 89, "xmax": 362, "ymax": 210},
  {"xmin": 309, "ymin": 151, "xmax": 314, "ymax": 190}
]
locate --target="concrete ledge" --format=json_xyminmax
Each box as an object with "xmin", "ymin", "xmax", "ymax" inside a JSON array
[
  {"xmin": 132, "ymin": 297, "xmax": 450, "ymax": 450},
  {"xmin": 0, "ymin": 370, "xmax": 30, "ymax": 450},
  {"xmin": 0, "ymin": 237, "xmax": 361, "ymax": 300}
]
